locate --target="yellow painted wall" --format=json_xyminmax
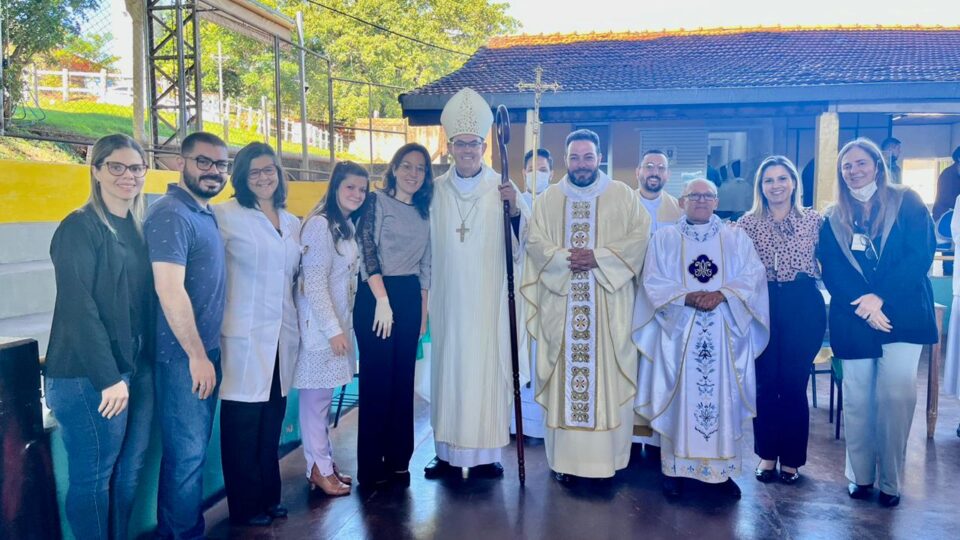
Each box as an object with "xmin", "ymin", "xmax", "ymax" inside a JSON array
[{"xmin": 0, "ymin": 159, "xmax": 328, "ymax": 223}]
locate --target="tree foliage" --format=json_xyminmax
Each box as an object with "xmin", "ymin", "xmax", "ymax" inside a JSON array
[
  {"xmin": 38, "ymin": 32, "xmax": 119, "ymax": 72},
  {"xmin": 1, "ymin": 0, "xmax": 101, "ymax": 118},
  {"xmin": 201, "ymin": 0, "xmax": 517, "ymax": 124}
]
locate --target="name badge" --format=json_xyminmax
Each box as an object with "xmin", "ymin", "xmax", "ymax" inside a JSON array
[{"xmin": 851, "ymin": 233, "xmax": 869, "ymax": 252}]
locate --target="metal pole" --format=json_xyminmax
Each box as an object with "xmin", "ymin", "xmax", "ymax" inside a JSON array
[
  {"xmin": 0, "ymin": 7, "xmax": 5, "ymax": 136},
  {"xmin": 296, "ymin": 12, "xmax": 309, "ymax": 178},
  {"xmin": 124, "ymin": 0, "xmax": 146, "ymax": 144},
  {"xmin": 368, "ymin": 84, "xmax": 373, "ymax": 169},
  {"xmin": 327, "ymin": 60, "xmax": 335, "ymax": 164},
  {"xmin": 273, "ymin": 35, "xmax": 283, "ymax": 156},
  {"xmin": 174, "ymin": 0, "xmax": 188, "ymax": 141},
  {"xmin": 190, "ymin": 0, "xmax": 202, "ymax": 130}
]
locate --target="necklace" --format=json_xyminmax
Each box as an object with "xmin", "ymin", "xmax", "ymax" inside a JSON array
[{"xmin": 453, "ymin": 197, "xmax": 480, "ymax": 242}]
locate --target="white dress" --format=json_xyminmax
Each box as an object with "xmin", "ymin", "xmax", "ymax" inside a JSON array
[{"xmin": 294, "ymin": 216, "xmax": 359, "ymax": 389}]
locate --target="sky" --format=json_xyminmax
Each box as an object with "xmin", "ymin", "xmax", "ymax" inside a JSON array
[{"xmin": 503, "ymin": 0, "xmax": 960, "ymax": 35}]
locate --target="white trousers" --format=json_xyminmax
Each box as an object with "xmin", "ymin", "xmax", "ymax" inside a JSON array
[
  {"xmin": 299, "ymin": 388, "xmax": 336, "ymax": 477},
  {"xmin": 841, "ymin": 342, "xmax": 922, "ymax": 495}
]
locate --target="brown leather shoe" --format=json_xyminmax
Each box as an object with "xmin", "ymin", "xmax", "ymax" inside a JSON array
[
  {"xmin": 333, "ymin": 462, "xmax": 353, "ymax": 485},
  {"xmin": 309, "ymin": 464, "xmax": 350, "ymax": 496}
]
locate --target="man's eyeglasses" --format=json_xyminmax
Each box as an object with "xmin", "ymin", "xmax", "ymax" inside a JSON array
[
  {"xmin": 101, "ymin": 161, "xmax": 148, "ymax": 178},
  {"xmin": 683, "ymin": 193, "xmax": 718, "ymax": 202},
  {"xmin": 183, "ymin": 155, "xmax": 230, "ymax": 173},
  {"xmin": 452, "ymin": 140, "xmax": 483, "ymax": 151},
  {"xmin": 248, "ymin": 165, "xmax": 278, "ymax": 180},
  {"xmin": 641, "ymin": 163, "xmax": 667, "ymax": 173}
]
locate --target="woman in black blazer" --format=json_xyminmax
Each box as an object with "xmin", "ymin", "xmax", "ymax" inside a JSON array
[
  {"xmin": 45, "ymin": 134, "xmax": 155, "ymax": 539},
  {"xmin": 818, "ymin": 137, "xmax": 937, "ymax": 508}
]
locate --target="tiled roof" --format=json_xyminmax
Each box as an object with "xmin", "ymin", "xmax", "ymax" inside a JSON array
[{"xmin": 405, "ymin": 26, "xmax": 960, "ymax": 98}]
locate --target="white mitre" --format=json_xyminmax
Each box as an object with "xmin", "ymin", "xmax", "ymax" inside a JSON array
[{"xmin": 440, "ymin": 87, "xmax": 493, "ymax": 140}]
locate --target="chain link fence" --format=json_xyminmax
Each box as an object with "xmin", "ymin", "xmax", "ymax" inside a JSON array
[
  {"xmin": 4, "ymin": 0, "xmax": 135, "ymax": 144},
  {"xmin": 2, "ymin": 0, "xmax": 417, "ymax": 181}
]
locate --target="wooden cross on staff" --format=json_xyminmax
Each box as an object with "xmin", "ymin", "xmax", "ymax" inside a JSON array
[{"xmin": 517, "ymin": 67, "xmax": 561, "ymax": 201}]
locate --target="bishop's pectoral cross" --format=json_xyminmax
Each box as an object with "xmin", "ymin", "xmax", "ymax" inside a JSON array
[
  {"xmin": 517, "ymin": 67, "xmax": 561, "ymax": 201},
  {"xmin": 457, "ymin": 222, "xmax": 469, "ymax": 242}
]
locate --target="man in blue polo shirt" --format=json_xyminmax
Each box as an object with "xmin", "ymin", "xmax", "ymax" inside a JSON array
[{"xmin": 145, "ymin": 131, "xmax": 229, "ymax": 539}]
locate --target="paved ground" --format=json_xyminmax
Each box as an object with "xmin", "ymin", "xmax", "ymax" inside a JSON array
[{"xmin": 204, "ymin": 354, "xmax": 960, "ymax": 540}]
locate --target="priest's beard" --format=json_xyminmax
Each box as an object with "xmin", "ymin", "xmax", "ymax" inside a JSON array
[
  {"xmin": 569, "ymin": 167, "xmax": 599, "ymax": 187},
  {"xmin": 643, "ymin": 175, "xmax": 665, "ymax": 193}
]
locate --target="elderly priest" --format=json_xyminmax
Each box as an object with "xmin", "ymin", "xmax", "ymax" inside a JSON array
[{"xmin": 632, "ymin": 178, "xmax": 769, "ymax": 499}]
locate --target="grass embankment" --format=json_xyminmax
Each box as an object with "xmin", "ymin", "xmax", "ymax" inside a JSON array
[
  {"xmin": 0, "ymin": 136, "xmax": 83, "ymax": 162},
  {"xmin": 11, "ymin": 100, "xmax": 358, "ymax": 161}
]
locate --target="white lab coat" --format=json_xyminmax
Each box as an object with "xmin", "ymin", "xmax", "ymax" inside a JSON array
[{"xmin": 214, "ymin": 199, "xmax": 301, "ymax": 402}]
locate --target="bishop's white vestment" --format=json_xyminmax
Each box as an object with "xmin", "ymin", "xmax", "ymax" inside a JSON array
[
  {"xmin": 632, "ymin": 215, "xmax": 768, "ymax": 483},
  {"xmin": 511, "ymin": 188, "xmax": 550, "ymax": 440},
  {"xmin": 521, "ymin": 172, "xmax": 649, "ymax": 477},
  {"xmin": 429, "ymin": 165, "xmax": 530, "ymax": 467}
]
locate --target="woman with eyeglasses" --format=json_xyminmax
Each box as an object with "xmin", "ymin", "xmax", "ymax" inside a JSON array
[
  {"xmin": 738, "ymin": 156, "xmax": 825, "ymax": 486},
  {"xmin": 354, "ymin": 143, "xmax": 433, "ymax": 487},
  {"xmin": 213, "ymin": 142, "xmax": 301, "ymax": 526},
  {"xmin": 818, "ymin": 137, "xmax": 937, "ymax": 507},
  {"xmin": 45, "ymin": 134, "xmax": 155, "ymax": 539}
]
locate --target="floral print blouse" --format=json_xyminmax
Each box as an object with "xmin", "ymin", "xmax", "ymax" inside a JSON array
[{"xmin": 737, "ymin": 207, "xmax": 823, "ymax": 282}]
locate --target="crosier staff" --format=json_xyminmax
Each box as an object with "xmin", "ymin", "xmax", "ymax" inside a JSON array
[{"xmin": 495, "ymin": 104, "xmax": 525, "ymax": 487}]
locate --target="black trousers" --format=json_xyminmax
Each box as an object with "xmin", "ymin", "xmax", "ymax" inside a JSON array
[
  {"xmin": 220, "ymin": 356, "xmax": 287, "ymax": 521},
  {"xmin": 354, "ymin": 275, "xmax": 422, "ymax": 484},
  {"xmin": 753, "ymin": 275, "xmax": 826, "ymax": 468}
]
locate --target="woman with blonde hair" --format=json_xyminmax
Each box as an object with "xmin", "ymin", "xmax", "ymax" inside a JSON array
[
  {"xmin": 294, "ymin": 161, "xmax": 370, "ymax": 496},
  {"xmin": 738, "ymin": 156, "xmax": 824, "ymax": 485},
  {"xmin": 818, "ymin": 138, "xmax": 937, "ymax": 507},
  {"xmin": 45, "ymin": 133, "xmax": 155, "ymax": 539}
]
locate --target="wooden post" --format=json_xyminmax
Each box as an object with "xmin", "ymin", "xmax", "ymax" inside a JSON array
[
  {"xmin": 224, "ymin": 97, "xmax": 231, "ymax": 143},
  {"xmin": 261, "ymin": 95, "xmax": 267, "ymax": 140},
  {"xmin": 32, "ymin": 66, "xmax": 39, "ymax": 105},
  {"xmin": 61, "ymin": 69, "xmax": 69, "ymax": 101},
  {"xmin": 814, "ymin": 111, "xmax": 840, "ymax": 212}
]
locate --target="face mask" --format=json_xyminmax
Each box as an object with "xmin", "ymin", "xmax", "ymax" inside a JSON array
[
  {"xmin": 849, "ymin": 180, "xmax": 878, "ymax": 202},
  {"xmin": 525, "ymin": 170, "xmax": 551, "ymax": 194}
]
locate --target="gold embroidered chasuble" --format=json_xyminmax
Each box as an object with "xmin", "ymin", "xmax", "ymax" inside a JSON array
[{"xmin": 520, "ymin": 173, "xmax": 649, "ymax": 477}]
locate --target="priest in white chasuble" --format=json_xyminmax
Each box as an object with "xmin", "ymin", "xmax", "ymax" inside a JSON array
[
  {"xmin": 632, "ymin": 179, "xmax": 769, "ymax": 500},
  {"xmin": 425, "ymin": 87, "xmax": 530, "ymax": 480},
  {"xmin": 520, "ymin": 129, "xmax": 650, "ymax": 480}
]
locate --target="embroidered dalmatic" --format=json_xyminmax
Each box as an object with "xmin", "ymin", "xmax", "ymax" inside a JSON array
[
  {"xmin": 520, "ymin": 172, "xmax": 650, "ymax": 477},
  {"xmin": 632, "ymin": 215, "xmax": 769, "ymax": 483},
  {"xmin": 428, "ymin": 165, "xmax": 530, "ymax": 467}
]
